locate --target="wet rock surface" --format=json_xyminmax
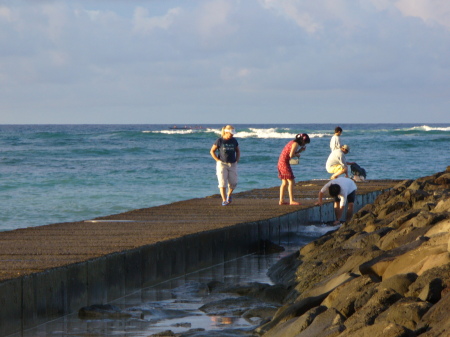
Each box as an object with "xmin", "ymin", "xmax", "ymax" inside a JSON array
[{"xmin": 256, "ymin": 167, "xmax": 450, "ymax": 337}]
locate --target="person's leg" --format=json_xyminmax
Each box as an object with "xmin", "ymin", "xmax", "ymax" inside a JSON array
[
  {"xmin": 219, "ymin": 187, "xmax": 227, "ymax": 202},
  {"xmin": 333, "ymin": 201, "xmax": 341, "ymax": 225},
  {"xmin": 288, "ymin": 179, "xmax": 300, "ymax": 205},
  {"xmin": 329, "ymin": 165, "xmax": 348, "ymax": 179},
  {"xmin": 279, "ymin": 179, "xmax": 288, "ymax": 204},
  {"xmin": 345, "ymin": 190, "xmax": 356, "ymax": 222},
  {"xmin": 346, "ymin": 202, "xmax": 354, "ymax": 222},
  {"xmin": 227, "ymin": 163, "xmax": 238, "ymax": 202},
  {"xmin": 216, "ymin": 162, "xmax": 228, "ymax": 204}
]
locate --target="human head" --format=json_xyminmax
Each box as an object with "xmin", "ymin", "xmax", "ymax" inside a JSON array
[
  {"xmin": 221, "ymin": 125, "xmax": 236, "ymax": 137},
  {"xmin": 329, "ymin": 184, "xmax": 341, "ymax": 197},
  {"xmin": 341, "ymin": 144, "xmax": 350, "ymax": 153},
  {"xmin": 294, "ymin": 133, "xmax": 310, "ymax": 146},
  {"xmin": 335, "ymin": 126, "xmax": 343, "ymax": 134}
]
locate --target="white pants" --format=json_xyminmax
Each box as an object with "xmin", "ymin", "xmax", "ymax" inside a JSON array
[{"xmin": 216, "ymin": 161, "xmax": 238, "ymax": 189}]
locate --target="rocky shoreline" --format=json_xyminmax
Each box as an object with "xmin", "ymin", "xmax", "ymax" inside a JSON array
[
  {"xmin": 256, "ymin": 167, "xmax": 450, "ymax": 337},
  {"xmin": 81, "ymin": 169, "xmax": 449, "ymax": 337}
]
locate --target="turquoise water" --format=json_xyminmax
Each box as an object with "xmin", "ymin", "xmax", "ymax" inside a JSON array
[{"xmin": 1, "ymin": 124, "xmax": 449, "ymax": 231}]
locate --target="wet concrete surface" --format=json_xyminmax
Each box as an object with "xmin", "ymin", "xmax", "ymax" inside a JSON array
[{"xmin": 0, "ymin": 179, "xmax": 399, "ymax": 282}]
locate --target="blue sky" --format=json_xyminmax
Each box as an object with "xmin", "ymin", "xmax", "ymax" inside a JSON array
[{"xmin": 0, "ymin": 0, "xmax": 449, "ymax": 124}]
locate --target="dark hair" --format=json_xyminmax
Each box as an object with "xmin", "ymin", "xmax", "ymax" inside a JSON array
[
  {"xmin": 329, "ymin": 184, "xmax": 341, "ymax": 197},
  {"xmin": 295, "ymin": 133, "xmax": 310, "ymax": 145},
  {"xmin": 335, "ymin": 126, "xmax": 343, "ymax": 133}
]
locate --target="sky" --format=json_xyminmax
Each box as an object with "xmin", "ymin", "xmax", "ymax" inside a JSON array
[{"xmin": 0, "ymin": 0, "xmax": 449, "ymax": 124}]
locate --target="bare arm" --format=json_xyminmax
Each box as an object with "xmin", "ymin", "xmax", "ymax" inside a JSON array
[
  {"xmin": 210, "ymin": 144, "xmax": 220, "ymax": 162},
  {"xmin": 290, "ymin": 142, "xmax": 300, "ymax": 158},
  {"xmin": 316, "ymin": 191, "xmax": 324, "ymax": 206}
]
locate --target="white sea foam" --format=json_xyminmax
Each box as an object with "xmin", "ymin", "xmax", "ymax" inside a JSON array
[
  {"xmin": 144, "ymin": 127, "xmax": 329, "ymax": 138},
  {"xmin": 299, "ymin": 224, "xmax": 339, "ymax": 237},
  {"xmin": 236, "ymin": 128, "xmax": 328, "ymax": 139},
  {"xmin": 398, "ymin": 125, "xmax": 450, "ymax": 132},
  {"xmin": 143, "ymin": 128, "xmax": 217, "ymax": 135}
]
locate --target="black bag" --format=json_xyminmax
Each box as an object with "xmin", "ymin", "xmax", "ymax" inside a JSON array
[{"xmin": 350, "ymin": 163, "xmax": 367, "ymax": 179}]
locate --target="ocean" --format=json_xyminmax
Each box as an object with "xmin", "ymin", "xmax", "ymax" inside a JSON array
[{"xmin": 1, "ymin": 123, "xmax": 449, "ymax": 232}]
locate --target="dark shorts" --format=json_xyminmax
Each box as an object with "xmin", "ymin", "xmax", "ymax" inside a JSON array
[{"xmin": 334, "ymin": 190, "xmax": 356, "ymax": 203}]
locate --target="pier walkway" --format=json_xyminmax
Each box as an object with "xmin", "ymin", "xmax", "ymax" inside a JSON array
[{"xmin": 0, "ymin": 179, "xmax": 399, "ymax": 336}]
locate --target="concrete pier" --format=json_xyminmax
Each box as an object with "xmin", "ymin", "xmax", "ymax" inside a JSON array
[{"xmin": 0, "ymin": 179, "xmax": 399, "ymax": 336}]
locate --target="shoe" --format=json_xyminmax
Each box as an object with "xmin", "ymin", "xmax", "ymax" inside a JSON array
[
  {"xmin": 227, "ymin": 196, "xmax": 232, "ymax": 203},
  {"xmin": 222, "ymin": 201, "xmax": 229, "ymax": 206},
  {"xmin": 289, "ymin": 201, "xmax": 301, "ymax": 205}
]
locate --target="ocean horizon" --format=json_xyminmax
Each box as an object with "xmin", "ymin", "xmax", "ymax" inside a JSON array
[{"xmin": 1, "ymin": 123, "xmax": 448, "ymax": 232}]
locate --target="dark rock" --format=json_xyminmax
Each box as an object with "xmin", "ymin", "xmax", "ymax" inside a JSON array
[
  {"xmin": 415, "ymin": 292, "xmax": 450, "ymax": 336},
  {"xmin": 255, "ymin": 171, "xmax": 450, "ymax": 337},
  {"xmin": 374, "ymin": 297, "xmax": 432, "ymax": 330},
  {"xmin": 261, "ymin": 306, "xmax": 327, "ymax": 337},
  {"xmin": 341, "ymin": 228, "xmax": 392, "ymax": 250},
  {"xmin": 267, "ymin": 250, "xmax": 300, "ymax": 286},
  {"xmin": 418, "ymin": 278, "xmax": 445, "ymax": 303},
  {"xmin": 242, "ymin": 305, "xmax": 278, "ymax": 322},
  {"xmin": 359, "ymin": 237, "xmax": 428, "ymax": 278},
  {"xmin": 295, "ymin": 307, "xmax": 345, "ymax": 337},
  {"xmin": 256, "ymin": 293, "xmax": 328, "ymax": 334},
  {"xmin": 379, "ymin": 273, "xmax": 418, "ymax": 296},
  {"xmin": 322, "ymin": 275, "xmax": 377, "ymax": 318},
  {"xmin": 78, "ymin": 304, "xmax": 132, "ymax": 319},
  {"xmin": 342, "ymin": 288, "xmax": 403, "ymax": 331},
  {"xmin": 149, "ymin": 330, "xmax": 176, "ymax": 336},
  {"xmin": 406, "ymin": 264, "xmax": 450, "ymax": 298},
  {"xmin": 199, "ymin": 296, "xmax": 265, "ymax": 316},
  {"xmin": 258, "ymin": 240, "xmax": 285, "ymax": 254},
  {"xmin": 339, "ymin": 322, "xmax": 415, "ymax": 337}
]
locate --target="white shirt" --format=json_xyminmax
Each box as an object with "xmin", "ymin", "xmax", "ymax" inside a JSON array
[
  {"xmin": 326, "ymin": 149, "xmax": 347, "ymax": 171},
  {"xmin": 320, "ymin": 177, "xmax": 357, "ymax": 207},
  {"xmin": 330, "ymin": 135, "xmax": 341, "ymax": 152}
]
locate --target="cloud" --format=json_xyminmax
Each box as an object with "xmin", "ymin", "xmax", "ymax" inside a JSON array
[
  {"xmin": 0, "ymin": 1, "xmax": 449, "ymax": 124},
  {"xmin": 259, "ymin": 0, "xmax": 322, "ymax": 33},
  {"xmin": 395, "ymin": 0, "xmax": 450, "ymax": 29},
  {"xmin": 132, "ymin": 6, "xmax": 181, "ymax": 34}
]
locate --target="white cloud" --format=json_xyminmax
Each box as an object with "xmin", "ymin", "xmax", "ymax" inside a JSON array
[
  {"xmin": 0, "ymin": 1, "xmax": 449, "ymax": 124},
  {"xmin": 196, "ymin": 0, "xmax": 237, "ymax": 39},
  {"xmin": 395, "ymin": 0, "xmax": 450, "ymax": 29},
  {"xmin": 259, "ymin": 0, "xmax": 322, "ymax": 33},
  {"xmin": 0, "ymin": 5, "xmax": 13, "ymax": 21},
  {"xmin": 132, "ymin": 6, "xmax": 181, "ymax": 34}
]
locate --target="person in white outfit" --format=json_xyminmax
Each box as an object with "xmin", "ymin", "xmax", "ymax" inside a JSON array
[
  {"xmin": 325, "ymin": 144, "xmax": 356, "ymax": 179},
  {"xmin": 330, "ymin": 126, "xmax": 342, "ymax": 152},
  {"xmin": 316, "ymin": 177, "xmax": 357, "ymax": 225}
]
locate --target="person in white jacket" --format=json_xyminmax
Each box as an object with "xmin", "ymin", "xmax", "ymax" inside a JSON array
[
  {"xmin": 330, "ymin": 126, "xmax": 342, "ymax": 152},
  {"xmin": 325, "ymin": 144, "xmax": 356, "ymax": 179},
  {"xmin": 316, "ymin": 177, "xmax": 357, "ymax": 225}
]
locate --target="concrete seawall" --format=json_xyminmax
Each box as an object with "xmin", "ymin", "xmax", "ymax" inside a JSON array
[{"xmin": 0, "ymin": 180, "xmax": 398, "ymax": 336}]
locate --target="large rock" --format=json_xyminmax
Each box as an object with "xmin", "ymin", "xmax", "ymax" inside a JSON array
[
  {"xmin": 342, "ymin": 288, "xmax": 403, "ymax": 332},
  {"xmin": 374, "ymin": 297, "xmax": 432, "ymax": 330},
  {"xmin": 338, "ymin": 322, "xmax": 415, "ymax": 337},
  {"xmin": 294, "ymin": 307, "xmax": 346, "ymax": 337},
  {"xmin": 415, "ymin": 292, "xmax": 450, "ymax": 336},
  {"xmin": 262, "ymin": 306, "xmax": 327, "ymax": 337},
  {"xmin": 258, "ymin": 170, "xmax": 450, "ymax": 337},
  {"xmin": 321, "ymin": 275, "xmax": 377, "ymax": 318}
]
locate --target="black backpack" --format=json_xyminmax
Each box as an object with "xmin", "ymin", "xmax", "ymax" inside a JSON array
[{"xmin": 350, "ymin": 163, "xmax": 367, "ymax": 179}]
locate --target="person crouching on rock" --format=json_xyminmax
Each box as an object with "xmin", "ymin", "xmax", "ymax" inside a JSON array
[
  {"xmin": 210, "ymin": 125, "xmax": 240, "ymax": 206},
  {"xmin": 325, "ymin": 144, "xmax": 357, "ymax": 179},
  {"xmin": 316, "ymin": 177, "xmax": 357, "ymax": 225}
]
